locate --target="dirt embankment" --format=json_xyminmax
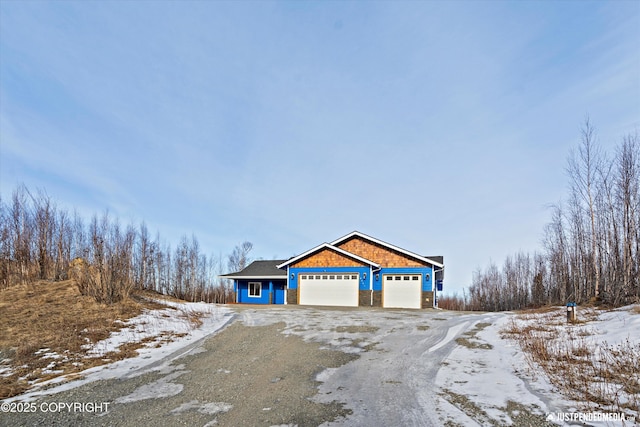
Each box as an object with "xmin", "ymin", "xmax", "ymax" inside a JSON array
[{"xmin": 0, "ymin": 280, "xmax": 164, "ymax": 399}]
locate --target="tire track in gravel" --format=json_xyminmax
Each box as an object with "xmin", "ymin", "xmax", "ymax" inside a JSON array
[{"xmin": 0, "ymin": 320, "xmax": 358, "ymax": 427}]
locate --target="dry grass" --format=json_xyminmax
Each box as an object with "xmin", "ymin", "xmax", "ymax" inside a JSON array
[
  {"xmin": 0, "ymin": 280, "xmax": 193, "ymax": 399},
  {"xmin": 501, "ymin": 307, "xmax": 640, "ymax": 418},
  {"xmin": 439, "ymin": 388, "xmax": 495, "ymax": 425},
  {"xmin": 439, "ymin": 388, "xmax": 555, "ymax": 427},
  {"xmin": 513, "ymin": 305, "xmax": 558, "ymax": 315}
]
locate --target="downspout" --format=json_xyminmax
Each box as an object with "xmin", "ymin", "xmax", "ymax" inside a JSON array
[
  {"xmin": 433, "ymin": 267, "xmax": 444, "ymax": 308},
  {"xmin": 286, "ymin": 266, "xmax": 290, "ymax": 305},
  {"xmin": 371, "ymin": 266, "xmax": 381, "ymax": 307},
  {"xmin": 269, "ymin": 280, "xmax": 273, "ymax": 304}
]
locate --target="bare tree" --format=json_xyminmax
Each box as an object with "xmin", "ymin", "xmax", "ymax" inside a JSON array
[
  {"xmin": 135, "ymin": 222, "xmax": 153, "ymax": 290},
  {"xmin": 0, "ymin": 194, "xmax": 10, "ymax": 288},
  {"xmin": 10, "ymin": 185, "xmax": 33, "ymax": 285},
  {"xmin": 532, "ymin": 253, "xmax": 546, "ymax": 306},
  {"xmin": 31, "ymin": 189, "xmax": 56, "ymax": 281},
  {"xmin": 0, "ymin": 183, "xmax": 239, "ymax": 304},
  {"xmin": 543, "ymin": 204, "xmax": 568, "ymax": 303},
  {"xmin": 227, "ymin": 241, "xmax": 253, "ymax": 273},
  {"xmin": 55, "ymin": 209, "xmax": 72, "ymax": 280},
  {"xmin": 567, "ymin": 118, "xmax": 602, "ymax": 299},
  {"xmin": 615, "ymin": 133, "xmax": 640, "ymax": 302}
]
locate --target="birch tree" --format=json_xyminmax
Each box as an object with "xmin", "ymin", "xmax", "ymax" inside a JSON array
[{"xmin": 567, "ymin": 118, "xmax": 602, "ymax": 299}]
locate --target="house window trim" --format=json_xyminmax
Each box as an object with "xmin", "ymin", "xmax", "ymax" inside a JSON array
[{"xmin": 248, "ymin": 282, "xmax": 262, "ymax": 298}]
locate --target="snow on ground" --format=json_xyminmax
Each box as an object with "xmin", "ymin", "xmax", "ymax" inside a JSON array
[
  {"xmin": 168, "ymin": 399, "xmax": 233, "ymax": 416},
  {"xmin": 437, "ymin": 305, "xmax": 640, "ymax": 426},
  {"xmin": 31, "ymin": 349, "xmax": 66, "ymax": 376},
  {"xmin": 202, "ymin": 306, "xmax": 640, "ymax": 426},
  {"xmin": 0, "ymin": 365, "xmax": 12, "ymax": 377},
  {"xmin": 6, "ymin": 301, "xmax": 234, "ymax": 403},
  {"xmin": 435, "ymin": 313, "xmax": 561, "ymax": 426},
  {"xmin": 4, "ymin": 303, "xmax": 638, "ymax": 426},
  {"xmin": 115, "ymin": 365, "xmax": 188, "ymax": 403},
  {"xmin": 238, "ymin": 307, "xmax": 500, "ymax": 426},
  {"xmin": 84, "ymin": 302, "xmax": 213, "ymax": 357}
]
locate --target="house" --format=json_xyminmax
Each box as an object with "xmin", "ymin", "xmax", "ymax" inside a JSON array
[
  {"xmin": 221, "ymin": 231, "xmax": 444, "ymax": 309},
  {"xmin": 220, "ymin": 259, "xmax": 287, "ymax": 304}
]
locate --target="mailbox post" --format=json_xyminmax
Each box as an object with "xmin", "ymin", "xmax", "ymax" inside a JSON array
[{"xmin": 567, "ymin": 302, "xmax": 577, "ymax": 323}]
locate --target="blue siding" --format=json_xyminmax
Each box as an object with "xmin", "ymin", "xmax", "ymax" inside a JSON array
[
  {"xmin": 274, "ymin": 285, "xmax": 285, "ymax": 304},
  {"xmin": 288, "ymin": 266, "xmax": 372, "ymax": 290},
  {"xmin": 373, "ymin": 267, "xmax": 433, "ymax": 291},
  {"xmin": 235, "ymin": 279, "xmax": 286, "ymax": 304}
]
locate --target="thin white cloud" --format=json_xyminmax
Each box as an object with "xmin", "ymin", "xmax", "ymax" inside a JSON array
[{"xmin": 1, "ymin": 1, "xmax": 638, "ymax": 294}]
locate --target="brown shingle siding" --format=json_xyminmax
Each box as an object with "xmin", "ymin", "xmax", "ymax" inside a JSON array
[
  {"xmin": 291, "ymin": 248, "xmax": 367, "ymax": 268},
  {"xmin": 337, "ymin": 237, "xmax": 427, "ymax": 268}
]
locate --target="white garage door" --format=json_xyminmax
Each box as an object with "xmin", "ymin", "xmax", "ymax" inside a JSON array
[
  {"xmin": 299, "ymin": 273, "xmax": 359, "ymax": 307},
  {"xmin": 383, "ymin": 274, "xmax": 422, "ymax": 309}
]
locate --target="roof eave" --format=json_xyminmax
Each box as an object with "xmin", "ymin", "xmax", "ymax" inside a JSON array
[
  {"xmin": 276, "ymin": 243, "xmax": 380, "ymax": 269},
  {"xmin": 331, "ymin": 231, "xmax": 444, "ymax": 268}
]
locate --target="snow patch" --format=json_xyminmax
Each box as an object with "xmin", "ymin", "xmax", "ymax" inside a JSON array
[
  {"xmin": 169, "ymin": 399, "xmax": 232, "ymax": 415},
  {"xmin": 501, "ymin": 305, "xmax": 640, "ymax": 424},
  {"xmin": 115, "ymin": 370, "xmax": 186, "ymax": 403},
  {"xmin": 83, "ymin": 306, "xmax": 200, "ymax": 357},
  {"xmin": 0, "ymin": 366, "xmax": 12, "ymax": 377},
  {"xmin": 428, "ymin": 321, "xmax": 469, "ymax": 353},
  {"xmin": 435, "ymin": 313, "xmax": 558, "ymax": 426},
  {"xmin": 315, "ymin": 367, "xmax": 339, "ymax": 382}
]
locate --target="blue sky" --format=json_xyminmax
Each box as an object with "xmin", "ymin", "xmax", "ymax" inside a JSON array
[{"xmin": 1, "ymin": 1, "xmax": 639, "ymax": 295}]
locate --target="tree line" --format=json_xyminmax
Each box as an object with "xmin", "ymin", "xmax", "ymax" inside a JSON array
[
  {"xmin": 0, "ymin": 185, "xmax": 253, "ymax": 303},
  {"xmin": 440, "ymin": 120, "xmax": 639, "ymax": 311}
]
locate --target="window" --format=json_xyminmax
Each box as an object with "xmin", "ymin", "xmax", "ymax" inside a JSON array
[
  {"xmin": 248, "ymin": 282, "xmax": 261, "ymax": 298},
  {"xmin": 336, "ymin": 275, "xmax": 342, "ymax": 280},
  {"xmin": 395, "ymin": 276, "xmax": 401, "ymax": 281},
  {"xmin": 351, "ymin": 275, "xmax": 358, "ymax": 280},
  {"xmin": 322, "ymin": 275, "xmax": 328, "ymax": 280},
  {"xmin": 387, "ymin": 276, "xmax": 393, "ymax": 281},
  {"xmin": 301, "ymin": 275, "xmax": 307, "ymax": 280},
  {"xmin": 412, "ymin": 276, "xmax": 419, "ymax": 280},
  {"xmin": 315, "ymin": 275, "xmax": 321, "ymax": 280},
  {"xmin": 329, "ymin": 275, "xmax": 335, "ymax": 280}
]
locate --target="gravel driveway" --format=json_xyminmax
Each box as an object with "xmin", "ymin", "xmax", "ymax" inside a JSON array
[{"xmin": 0, "ymin": 306, "xmax": 554, "ymax": 427}]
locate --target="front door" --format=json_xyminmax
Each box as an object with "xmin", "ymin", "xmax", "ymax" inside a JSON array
[{"xmin": 273, "ymin": 283, "xmax": 285, "ymax": 304}]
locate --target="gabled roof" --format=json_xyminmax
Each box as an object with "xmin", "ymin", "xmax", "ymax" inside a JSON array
[
  {"xmin": 220, "ymin": 259, "xmax": 288, "ymax": 279},
  {"xmin": 276, "ymin": 243, "xmax": 380, "ymax": 269},
  {"xmin": 331, "ymin": 231, "xmax": 444, "ymax": 268}
]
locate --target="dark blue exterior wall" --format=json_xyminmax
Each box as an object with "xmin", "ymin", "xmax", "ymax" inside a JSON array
[{"xmin": 235, "ymin": 279, "xmax": 286, "ymax": 304}]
